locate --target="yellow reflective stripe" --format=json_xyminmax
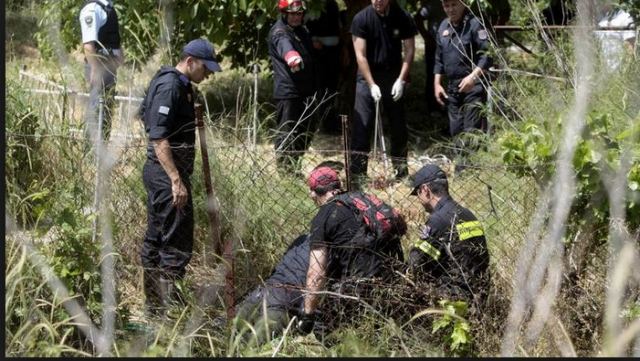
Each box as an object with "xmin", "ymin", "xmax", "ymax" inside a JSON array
[
  {"xmin": 456, "ymin": 221, "xmax": 484, "ymax": 241},
  {"xmin": 415, "ymin": 240, "xmax": 440, "ymax": 260}
]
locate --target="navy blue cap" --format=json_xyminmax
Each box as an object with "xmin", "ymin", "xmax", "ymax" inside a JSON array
[
  {"xmin": 411, "ymin": 164, "xmax": 447, "ymax": 195},
  {"xmin": 182, "ymin": 38, "xmax": 222, "ymax": 72}
]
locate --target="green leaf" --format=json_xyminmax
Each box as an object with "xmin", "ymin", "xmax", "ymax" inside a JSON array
[{"xmin": 432, "ymin": 317, "xmax": 450, "ymax": 333}]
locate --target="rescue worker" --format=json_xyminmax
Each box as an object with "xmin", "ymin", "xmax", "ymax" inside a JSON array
[
  {"xmin": 408, "ymin": 163, "xmax": 490, "ymax": 308},
  {"xmin": 79, "ymin": 0, "xmax": 124, "ymax": 143},
  {"xmin": 235, "ymin": 234, "xmax": 311, "ymax": 344},
  {"xmin": 349, "ymin": 0, "xmax": 417, "ymax": 188},
  {"xmin": 298, "ymin": 165, "xmax": 406, "ymax": 334},
  {"xmin": 138, "ymin": 38, "xmax": 221, "ymax": 318},
  {"xmin": 434, "ymin": 0, "xmax": 492, "ymax": 138},
  {"xmin": 414, "ymin": 0, "xmax": 447, "ymax": 118},
  {"xmin": 269, "ymin": 0, "xmax": 318, "ymax": 174},
  {"xmin": 306, "ymin": 0, "xmax": 342, "ymax": 135}
]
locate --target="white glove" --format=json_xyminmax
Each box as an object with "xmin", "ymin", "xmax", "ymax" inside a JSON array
[
  {"xmin": 391, "ymin": 78, "xmax": 405, "ymax": 102},
  {"xmin": 370, "ymin": 84, "xmax": 382, "ymax": 102}
]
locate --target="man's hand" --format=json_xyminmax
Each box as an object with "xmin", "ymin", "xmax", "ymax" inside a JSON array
[
  {"xmin": 458, "ymin": 73, "xmax": 477, "ymax": 93},
  {"xmin": 370, "ymin": 84, "xmax": 382, "ymax": 102},
  {"xmin": 391, "ymin": 78, "xmax": 405, "ymax": 102},
  {"xmin": 435, "ymin": 83, "xmax": 449, "ymax": 106},
  {"xmin": 285, "ymin": 50, "xmax": 304, "ymax": 73},
  {"xmin": 297, "ymin": 312, "xmax": 315, "ymax": 335},
  {"xmin": 171, "ymin": 177, "xmax": 188, "ymax": 209}
]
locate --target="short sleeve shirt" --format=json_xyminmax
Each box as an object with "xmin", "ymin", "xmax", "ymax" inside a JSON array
[
  {"xmin": 141, "ymin": 67, "xmax": 196, "ymax": 174},
  {"xmin": 434, "ymin": 14, "xmax": 492, "ymax": 80},
  {"xmin": 308, "ymin": 200, "xmax": 361, "ymax": 279},
  {"xmin": 79, "ymin": 0, "xmax": 111, "ymax": 44},
  {"xmin": 350, "ymin": 4, "xmax": 418, "ymax": 71}
]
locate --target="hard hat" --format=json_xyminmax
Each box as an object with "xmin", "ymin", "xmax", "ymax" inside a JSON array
[{"xmin": 278, "ymin": 0, "xmax": 306, "ymax": 13}]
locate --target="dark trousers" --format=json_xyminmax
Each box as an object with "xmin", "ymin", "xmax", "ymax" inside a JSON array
[
  {"xmin": 446, "ymin": 82, "xmax": 488, "ymax": 137},
  {"xmin": 274, "ymin": 97, "xmax": 318, "ymax": 171},
  {"xmin": 235, "ymin": 284, "xmax": 303, "ymax": 344},
  {"xmin": 350, "ymin": 73, "xmax": 409, "ymax": 181},
  {"xmin": 141, "ymin": 160, "xmax": 194, "ymax": 308},
  {"xmin": 84, "ymin": 60, "xmax": 117, "ymax": 142}
]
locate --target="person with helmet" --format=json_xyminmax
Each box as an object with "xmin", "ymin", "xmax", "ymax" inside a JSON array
[
  {"xmin": 269, "ymin": 0, "xmax": 319, "ymax": 174},
  {"xmin": 349, "ymin": 0, "xmax": 418, "ymax": 188},
  {"xmin": 408, "ymin": 163, "xmax": 490, "ymax": 308},
  {"xmin": 138, "ymin": 38, "xmax": 222, "ymax": 319},
  {"xmin": 297, "ymin": 165, "xmax": 407, "ymax": 335},
  {"xmin": 79, "ymin": 0, "xmax": 124, "ymax": 143}
]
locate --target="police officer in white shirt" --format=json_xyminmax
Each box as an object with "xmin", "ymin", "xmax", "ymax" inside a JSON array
[{"xmin": 79, "ymin": 0, "xmax": 124, "ymax": 143}]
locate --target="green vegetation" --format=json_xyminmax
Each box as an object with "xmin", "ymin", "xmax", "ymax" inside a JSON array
[{"xmin": 5, "ymin": 0, "xmax": 640, "ymax": 357}]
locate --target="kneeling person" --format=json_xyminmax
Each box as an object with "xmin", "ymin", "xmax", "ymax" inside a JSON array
[
  {"xmin": 299, "ymin": 166, "xmax": 407, "ymax": 334},
  {"xmin": 408, "ymin": 164, "xmax": 490, "ymax": 308}
]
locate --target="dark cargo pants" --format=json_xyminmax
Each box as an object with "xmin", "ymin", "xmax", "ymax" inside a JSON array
[
  {"xmin": 349, "ymin": 72, "xmax": 409, "ymax": 183},
  {"xmin": 274, "ymin": 97, "xmax": 319, "ymax": 172},
  {"xmin": 141, "ymin": 160, "xmax": 194, "ymax": 310}
]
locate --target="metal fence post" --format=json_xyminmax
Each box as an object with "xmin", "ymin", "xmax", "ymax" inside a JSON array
[{"xmin": 92, "ymin": 96, "xmax": 105, "ymax": 243}]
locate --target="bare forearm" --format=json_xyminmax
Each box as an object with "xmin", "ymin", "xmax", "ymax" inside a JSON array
[
  {"xmin": 398, "ymin": 39, "xmax": 415, "ymax": 82},
  {"xmin": 434, "ymin": 73, "xmax": 443, "ymax": 89},
  {"xmin": 353, "ymin": 36, "xmax": 375, "ymax": 86},
  {"xmin": 83, "ymin": 43, "xmax": 99, "ymax": 68},
  {"xmin": 153, "ymin": 139, "xmax": 180, "ymax": 183},
  {"xmin": 304, "ymin": 247, "xmax": 328, "ymax": 314}
]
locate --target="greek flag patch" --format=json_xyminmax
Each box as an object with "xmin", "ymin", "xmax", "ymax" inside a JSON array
[{"xmin": 158, "ymin": 106, "xmax": 170, "ymax": 115}]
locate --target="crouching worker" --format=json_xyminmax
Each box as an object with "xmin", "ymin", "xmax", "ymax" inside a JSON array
[
  {"xmin": 408, "ymin": 164, "xmax": 490, "ymax": 311},
  {"xmin": 233, "ymin": 234, "xmax": 311, "ymax": 345},
  {"xmin": 298, "ymin": 165, "xmax": 407, "ymax": 335}
]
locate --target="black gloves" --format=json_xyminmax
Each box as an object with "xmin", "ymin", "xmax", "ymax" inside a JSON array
[{"xmin": 297, "ymin": 312, "xmax": 315, "ymax": 335}]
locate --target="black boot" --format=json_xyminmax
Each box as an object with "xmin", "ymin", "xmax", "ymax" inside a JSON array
[{"xmin": 143, "ymin": 268, "xmax": 164, "ymax": 319}]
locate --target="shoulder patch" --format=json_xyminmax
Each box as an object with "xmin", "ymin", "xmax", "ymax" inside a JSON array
[
  {"xmin": 419, "ymin": 225, "xmax": 432, "ymax": 239},
  {"xmin": 84, "ymin": 16, "xmax": 94, "ymax": 26},
  {"xmin": 477, "ymin": 29, "xmax": 488, "ymax": 40},
  {"xmin": 158, "ymin": 106, "xmax": 170, "ymax": 115},
  {"xmin": 442, "ymin": 29, "xmax": 450, "ymax": 37}
]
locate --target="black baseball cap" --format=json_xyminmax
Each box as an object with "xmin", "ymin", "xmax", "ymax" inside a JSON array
[
  {"xmin": 182, "ymin": 38, "xmax": 222, "ymax": 72},
  {"xmin": 410, "ymin": 164, "xmax": 447, "ymax": 195}
]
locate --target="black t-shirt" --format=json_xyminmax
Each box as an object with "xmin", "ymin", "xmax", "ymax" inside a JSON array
[
  {"xmin": 309, "ymin": 199, "xmax": 361, "ymax": 280},
  {"xmin": 140, "ymin": 66, "xmax": 196, "ymax": 175},
  {"xmin": 350, "ymin": 3, "xmax": 417, "ymax": 72}
]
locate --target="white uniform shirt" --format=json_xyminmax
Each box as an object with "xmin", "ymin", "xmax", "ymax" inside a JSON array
[
  {"xmin": 594, "ymin": 9, "xmax": 636, "ymax": 71},
  {"xmin": 79, "ymin": 0, "xmax": 112, "ymax": 45}
]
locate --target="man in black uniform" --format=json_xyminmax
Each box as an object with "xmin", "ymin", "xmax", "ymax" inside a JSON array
[
  {"xmin": 414, "ymin": 0, "xmax": 447, "ymax": 117},
  {"xmin": 434, "ymin": 0, "xmax": 492, "ymax": 138},
  {"xmin": 138, "ymin": 38, "xmax": 221, "ymax": 317},
  {"xmin": 350, "ymin": 0, "xmax": 417, "ymax": 187},
  {"xmin": 306, "ymin": 0, "xmax": 342, "ymax": 134},
  {"xmin": 298, "ymin": 165, "xmax": 406, "ymax": 334},
  {"xmin": 79, "ymin": 0, "xmax": 124, "ymax": 142},
  {"xmin": 408, "ymin": 163, "xmax": 490, "ymax": 307},
  {"xmin": 269, "ymin": 0, "xmax": 318, "ymax": 174},
  {"xmin": 235, "ymin": 234, "xmax": 310, "ymax": 344}
]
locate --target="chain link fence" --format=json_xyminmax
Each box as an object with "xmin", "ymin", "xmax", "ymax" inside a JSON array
[{"xmin": 7, "ymin": 70, "xmax": 553, "ymax": 355}]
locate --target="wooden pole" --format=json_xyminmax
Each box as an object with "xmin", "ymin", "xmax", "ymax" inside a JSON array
[
  {"xmin": 195, "ymin": 103, "xmax": 222, "ymax": 260},
  {"xmin": 195, "ymin": 103, "xmax": 235, "ymax": 319}
]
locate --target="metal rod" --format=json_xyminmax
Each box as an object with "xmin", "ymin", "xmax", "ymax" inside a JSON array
[
  {"xmin": 92, "ymin": 97, "xmax": 105, "ymax": 244},
  {"xmin": 252, "ymin": 63, "xmax": 260, "ymax": 150},
  {"xmin": 195, "ymin": 103, "xmax": 223, "ymax": 260},
  {"xmin": 341, "ymin": 114, "xmax": 351, "ymax": 192}
]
